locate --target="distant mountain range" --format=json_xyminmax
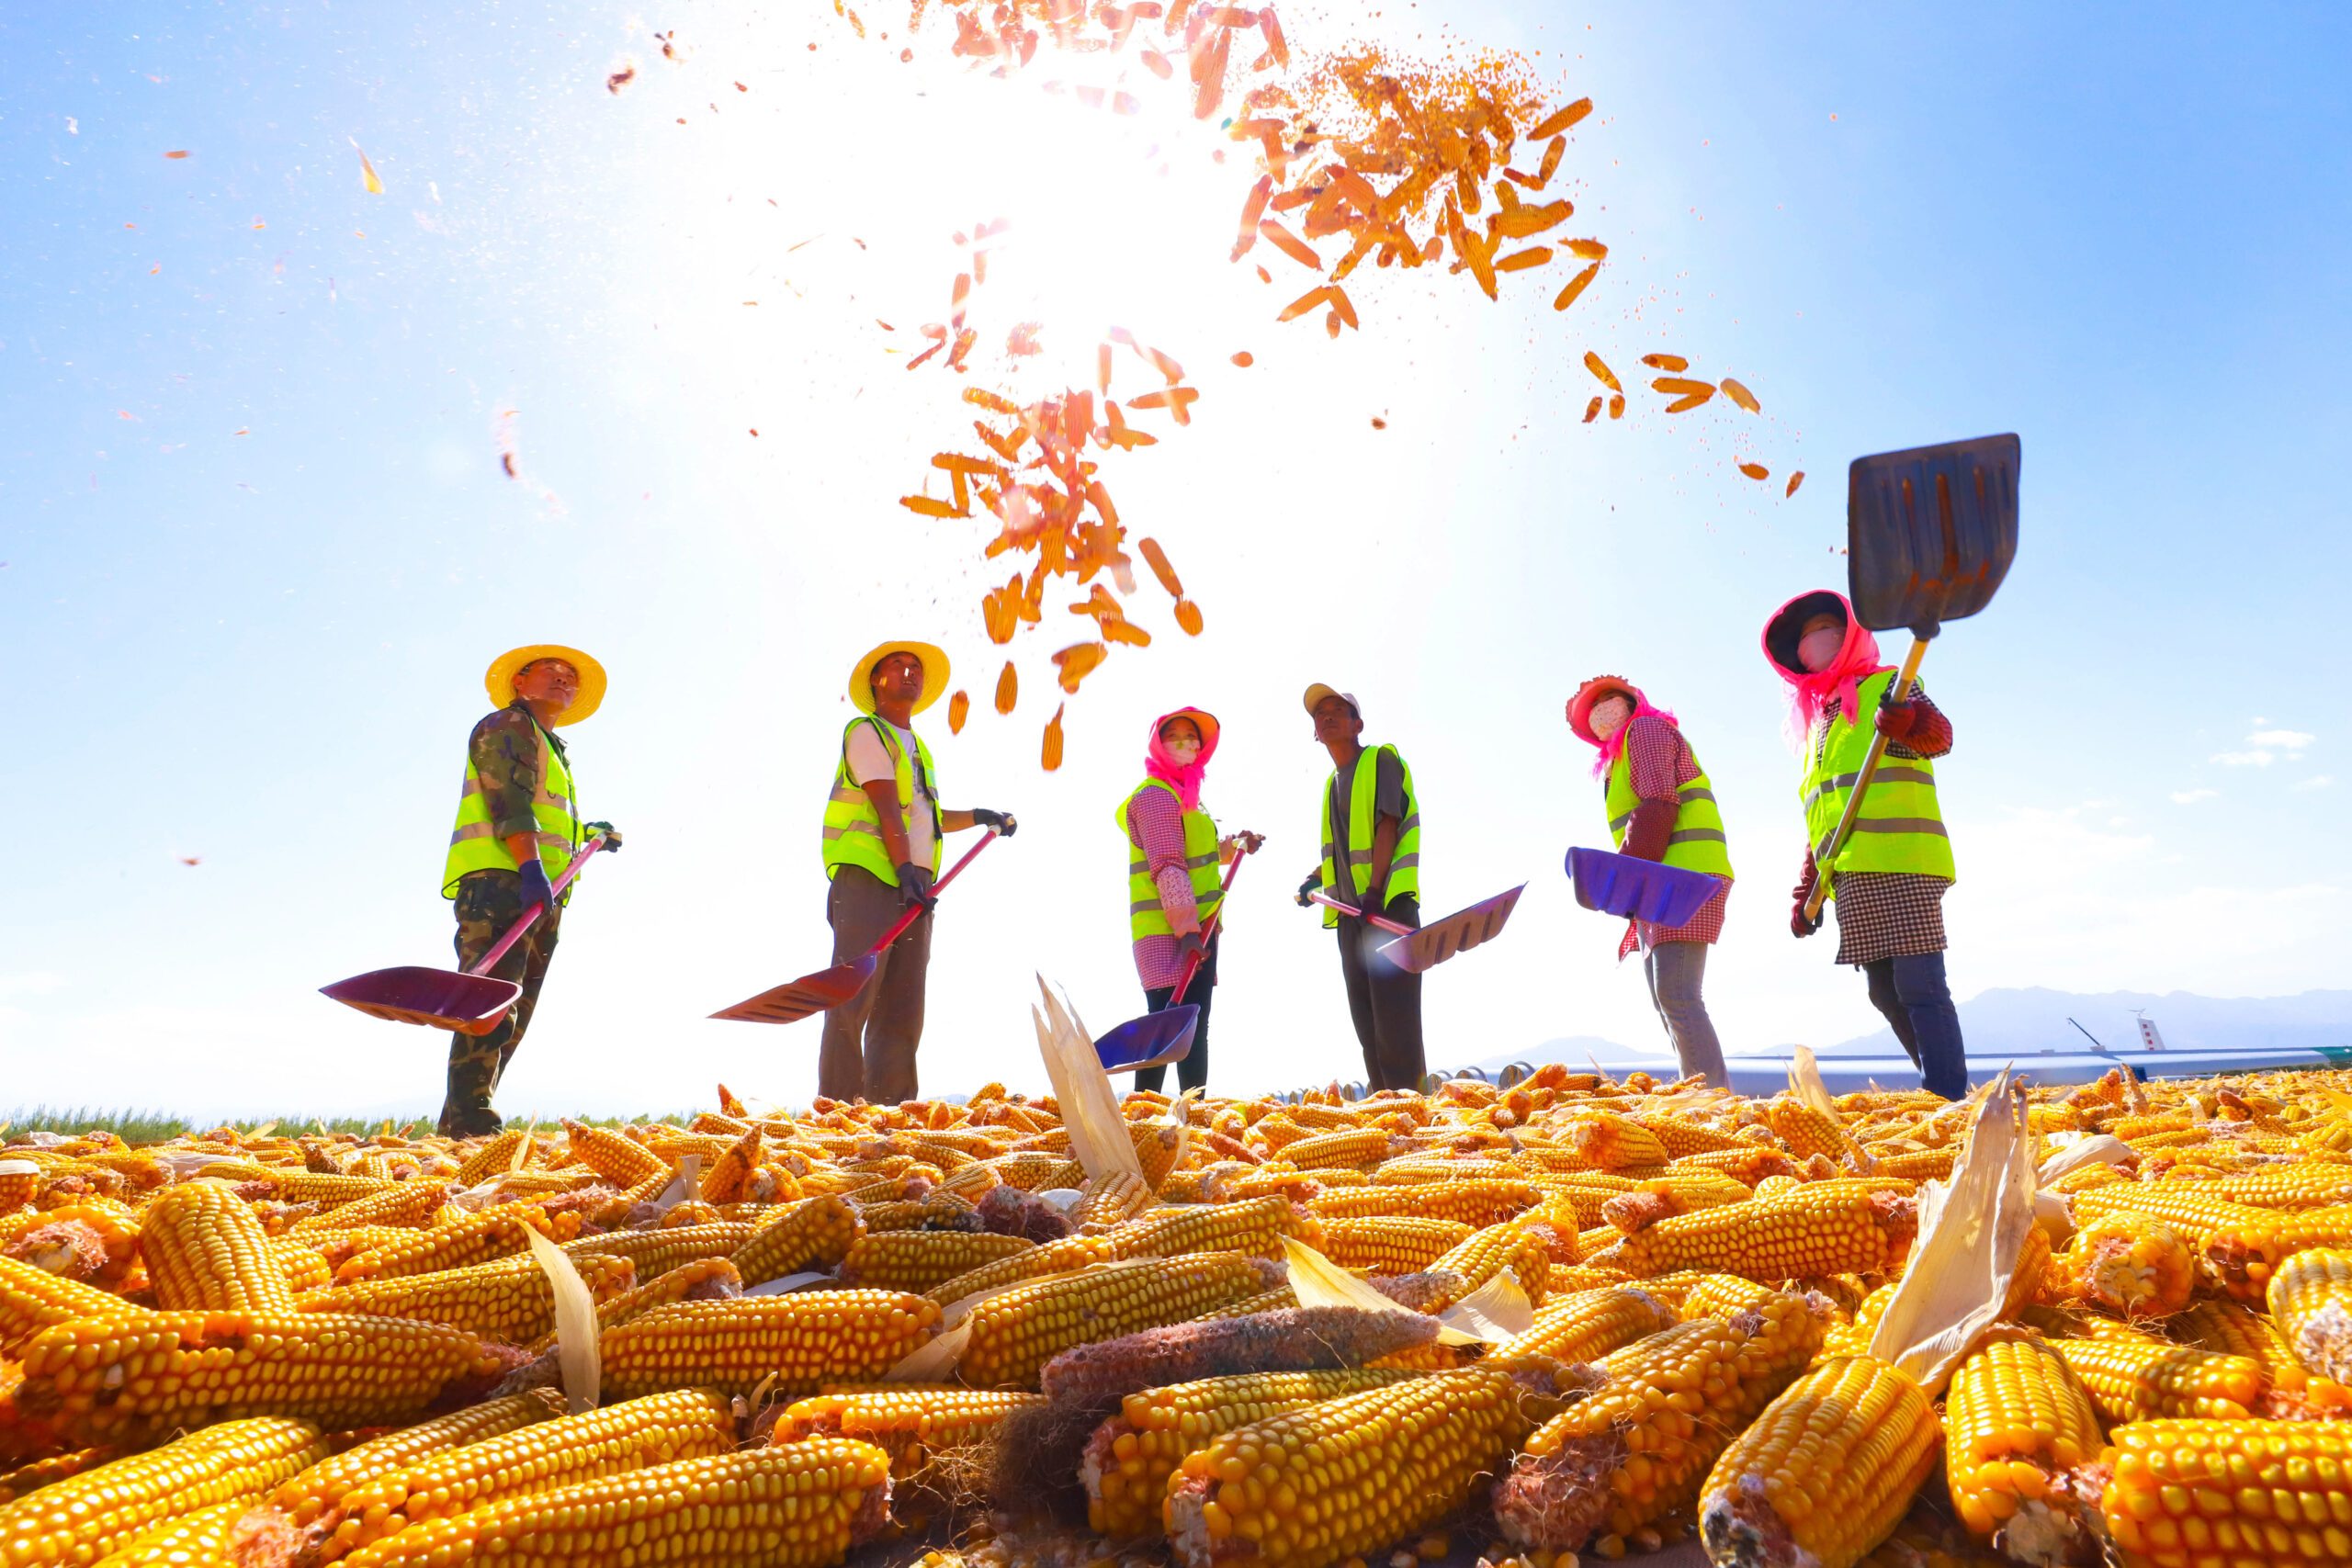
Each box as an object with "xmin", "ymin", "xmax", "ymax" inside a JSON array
[{"xmin": 1480, "ymin": 987, "xmax": 2352, "ymax": 1074}]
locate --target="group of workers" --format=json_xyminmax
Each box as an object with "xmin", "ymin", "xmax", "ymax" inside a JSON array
[{"xmin": 426, "ymin": 586, "xmax": 1966, "ymax": 1134}]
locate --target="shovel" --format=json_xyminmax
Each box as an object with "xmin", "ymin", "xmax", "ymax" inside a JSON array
[
  {"xmin": 709, "ymin": 830, "xmax": 999, "ymax": 1025},
  {"xmin": 1804, "ymin": 433, "xmax": 2021, "ymax": 923},
  {"xmin": 1566, "ymin": 845, "xmax": 1725, "ymax": 927},
  {"xmin": 1092, "ymin": 852, "xmax": 1250, "ymax": 1074},
  {"xmin": 321, "ymin": 833, "xmax": 612, "ymax": 1032},
  {"xmin": 1305, "ymin": 885, "xmax": 1525, "ymax": 973}
]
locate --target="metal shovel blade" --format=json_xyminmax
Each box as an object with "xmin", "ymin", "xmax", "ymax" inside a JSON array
[
  {"xmin": 1374, "ymin": 884, "xmax": 1525, "ymax": 974},
  {"xmin": 708, "ymin": 955, "xmax": 877, "ymax": 1025},
  {"xmin": 320, "ymin": 966, "xmax": 522, "ymax": 1033},
  {"xmin": 1093, "ymin": 1004, "xmax": 1200, "ymax": 1074},
  {"xmin": 1848, "ymin": 434, "xmax": 2021, "ymax": 637}
]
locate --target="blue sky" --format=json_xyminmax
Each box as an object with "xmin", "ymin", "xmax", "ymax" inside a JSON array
[{"xmin": 4, "ymin": 2, "xmax": 2346, "ymax": 1119}]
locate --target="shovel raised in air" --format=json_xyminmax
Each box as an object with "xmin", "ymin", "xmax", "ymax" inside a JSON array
[
  {"xmin": 709, "ymin": 830, "xmax": 998, "ymax": 1025},
  {"xmin": 1804, "ymin": 434, "xmax": 2022, "ymax": 923},
  {"xmin": 321, "ymin": 834, "xmax": 611, "ymax": 1033},
  {"xmin": 1093, "ymin": 850, "xmax": 1251, "ymax": 1074},
  {"xmin": 1305, "ymin": 884, "xmax": 1524, "ymax": 973}
]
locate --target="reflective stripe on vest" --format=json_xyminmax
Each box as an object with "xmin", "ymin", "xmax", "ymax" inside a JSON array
[
  {"xmin": 442, "ymin": 714, "xmax": 580, "ymax": 898},
  {"xmin": 1603, "ymin": 739, "xmax": 1735, "ymax": 882},
  {"xmin": 821, "ymin": 717, "xmax": 944, "ymax": 887},
  {"xmin": 1317, "ymin": 745, "xmax": 1420, "ymax": 929},
  {"xmin": 1800, "ymin": 669, "xmax": 1955, "ymax": 893},
  {"xmin": 1117, "ymin": 779, "xmax": 1224, "ymax": 942}
]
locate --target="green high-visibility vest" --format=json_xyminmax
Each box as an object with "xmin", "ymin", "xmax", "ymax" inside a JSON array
[
  {"xmin": 821, "ymin": 716, "xmax": 944, "ymax": 887},
  {"xmin": 1317, "ymin": 745, "xmax": 1419, "ymax": 930},
  {"xmin": 1116, "ymin": 779, "xmax": 1224, "ymax": 942},
  {"xmin": 1603, "ymin": 734, "xmax": 1734, "ymax": 881},
  {"xmin": 1802, "ymin": 669, "xmax": 1954, "ymax": 896},
  {"xmin": 442, "ymin": 713, "xmax": 580, "ymax": 898}
]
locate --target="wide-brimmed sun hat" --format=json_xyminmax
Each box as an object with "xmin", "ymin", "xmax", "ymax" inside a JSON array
[
  {"xmin": 484, "ymin": 644, "xmax": 606, "ymax": 727},
  {"xmin": 849, "ymin": 638, "xmax": 950, "ymax": 716}
]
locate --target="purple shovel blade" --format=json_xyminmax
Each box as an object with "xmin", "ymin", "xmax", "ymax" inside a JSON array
[
  {"xmin": 1093, "ymin": 1004, "xmax": 1200, "ymax": 1073},
  {"xmin": 1566, "ymin": 847, "xmax": 1725, "ymax": 927}
]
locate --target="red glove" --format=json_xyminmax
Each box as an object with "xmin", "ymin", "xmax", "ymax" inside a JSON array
[
  {"xmin": 1874, "ymin": 702, "xmax": 1919, "ymax": 743},
  {"xmin": 1620, "ymin": 799, "xmax": 1677, "ymax": 863},
  {"xmin": 1790, "ymin": 851, "xmax": 1822, "ymax": 938}
]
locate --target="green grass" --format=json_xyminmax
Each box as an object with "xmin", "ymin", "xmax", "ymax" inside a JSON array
[{"xmin": 0, "ymin": 1107, "xmax": 695, "ymax": 1144}]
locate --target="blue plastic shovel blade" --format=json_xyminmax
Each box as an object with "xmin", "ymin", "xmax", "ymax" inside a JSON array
[
  {"xmin": 1566, "ymin": 847, "xmax": 1725, "ymax": 927},
  {"xmin": 1093, "ymin": 1005, "xmax": 1199, "ymax": 1073}
]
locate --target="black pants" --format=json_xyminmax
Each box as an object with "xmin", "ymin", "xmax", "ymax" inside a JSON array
[
  {"xmin": 1862, "ymin": 952, "xmax": 1969, "ymax": 1100},
  {"xmin": 1134, "ymin": 941, "xmax": 1217, "ymax": 1095},
  {"xmin": 1338, "ymin": 895, "xmax": 1425, "ymax": 1091}
]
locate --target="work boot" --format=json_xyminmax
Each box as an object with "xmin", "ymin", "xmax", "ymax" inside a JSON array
[{"xmin": 437, "ymin": 1107, "xmax": 503, "ymax": 1139}]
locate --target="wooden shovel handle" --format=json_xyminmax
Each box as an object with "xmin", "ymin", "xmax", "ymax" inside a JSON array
[{"xmin": 1804, "ymin": 638, "xmax": 1933, "ymax": 922}]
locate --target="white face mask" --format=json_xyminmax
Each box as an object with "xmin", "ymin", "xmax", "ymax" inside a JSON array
[
  {"xmin": 1164, "ymin": 738, "xmax": 1201, "ymax": 764},
  {"xmin": 1797, "ymin": 626, "xmax": 1845, "ymax": 673}
]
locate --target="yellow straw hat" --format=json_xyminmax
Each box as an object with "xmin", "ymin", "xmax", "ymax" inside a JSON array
[
  {"xmin": 848, "ymin": 638, "xmax": 950, "ymax": 716},
  {"xmin": 484, "ymin": 644, "xmax": 607, "ymax": 727}
]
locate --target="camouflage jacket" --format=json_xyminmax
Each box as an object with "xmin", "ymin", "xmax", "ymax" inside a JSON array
[{"xmin": 469, "ymin": 700, "xmax": 571, "ymax": 845}]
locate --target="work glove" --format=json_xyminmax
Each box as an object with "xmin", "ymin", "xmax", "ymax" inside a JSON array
[
  {"xmin": 1789, "ymin": 852, "xmax": 1822, "ymax": 939},
  {"xmin": 1172, "ymin": 931, "xmax": 1207, "ymax": 964},
  {"xmin": 583, "ymin": 820, "xmax": 623, "ymax": 852},
  {"xmin": 896, "ymin": 862, "xmax": 937, "ymax": 911},
  {"xmin": 1295, "ymin": 874, "xmax": 1321, "ymax": 909},
  {"xmin": 517, "ymin": 860, "xmax": 560, "ymax": 918},
  {"xmin": 1873, "ymin": 703, "xmax": 1919, "ymax": 744},
  {"xmin": 1229, "ymin": 829, "xmax": 1266, "ymax": 856},
  {"xmin": 970, "ymin": 808, "xmax": 1018, "ymax": 838}
]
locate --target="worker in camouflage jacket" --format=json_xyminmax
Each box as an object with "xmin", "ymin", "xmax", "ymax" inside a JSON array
[{"xmin": 436, "ymin": 644, "xmax": 621, "ymax": 1136}]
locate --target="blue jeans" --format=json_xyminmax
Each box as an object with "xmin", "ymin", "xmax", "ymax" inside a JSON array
[{"xmin": 1862, "ymin": 952, "xmax": 1968, "ymax": 1100}]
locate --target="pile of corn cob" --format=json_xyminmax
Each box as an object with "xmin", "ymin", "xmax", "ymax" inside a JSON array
[{"xmin": 6, "ymin": 1062, "xmax": 2352, "ymax": 1568}]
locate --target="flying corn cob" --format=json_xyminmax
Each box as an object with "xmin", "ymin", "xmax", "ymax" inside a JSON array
[
  {"xmin": 770, "ymin": 1386, "xmax": 1044, "ymax": 1482},
  {"xmin": 0, "ymin": 1416, "xmax": 326, "ymax": 1567},
  {"xmin": 601, "ymin": 1290, "xmax": 941, "ymax": 1400},
  {"xmin": 1597, "ymin": 1183, "xmax": 1917, "ymax": 1281},
  {"xmin": 138, "ymin": 1180, "xmax": 300, "ymax": 1312},
  {"xmin": 1080, "ymin": 1368, "xmax": 1422, "ymax": 1538},
  {"xmin": 2050, "ymin": 1212, "xmax": 2195, "ymax": 1320},
  {"xmin": 957, "ymin": 1253, "xmax": 1272, "ymax": 1389},
  {"xmin": 296, "ymin": 1249, "xmax": 634, "ymax": 1342},
  {"xmin": 1316, "ymin": 1215, "xmax": 1475, "ymax": 1273},
  {"xmin": 839, "ymin": 1230, "xmax": 1035, "ymax": 1292},
  {"xmin": 334, "ymin": 1440, "xmax": 893, "ymax": 1568},
  {"xmin": 316, "ymin": 1389, "xmax": 738, "ymax": 1560},
  {"xmin": 1164, "ymin": 1363, "xmax": 1573, "ymax": 1568},
  {"xmin": 264, "ymin": 1390, "xmax": 567, "ymax": 1531},
  {"xmin": 2096, "ymin": 1417, "xmax": 2352, "ymax": 1568},
  {"xmin": 1037, "ymin": 1303, "xmax": 1445, "ymax": 1406},
  {"xmin": 729, "ymin": 1195, "xmax": 863, "ymax": 1284},
  {"xmin": 1495, "ymin": 1292, "xmax": 1829, "ymax": 1551},
  {"xmin": 1940, "ymin": 1332, "xmax": 2108, "ymax": 1564}
]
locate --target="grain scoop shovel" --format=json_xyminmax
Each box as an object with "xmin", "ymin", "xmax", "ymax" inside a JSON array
[
  {"xmin": 1093, "ymin": 850, "xmax": 1251, "ymax": 1075},
  {"xmin": 321, "ymin": 833, "xmax": 611, "ymax": 1032},
  {"xmin": 1305, "ymin": 884, "xmax": 1525, "ymax": 973},
  {"xmin": 1804, "ymin": 433, "xmax": 2021, "ymax": 923}
]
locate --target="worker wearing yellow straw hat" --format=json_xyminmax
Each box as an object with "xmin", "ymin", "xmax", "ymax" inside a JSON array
[
  {"xmin": 820, "ymin": 639, "xmax": 1018, "ymax": 1103},
  {"xmin": 437, "ymin": 645, "xmax": 621, "ymax": 1137}
]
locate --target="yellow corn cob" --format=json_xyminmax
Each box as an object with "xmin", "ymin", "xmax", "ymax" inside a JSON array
[
  {"xmin": 1278, "ymin": 1127, "xmax": 1392, "ymax": 1171},
  {"xmin": 839, "ymin": 1229, "xmax": 1035, "ymax": 1292},
  {"xmin": 728, "ymin": 1195, "xmax": 864, "ymax": 1285},
  {"xmin": 2200, "ymin": 1199, "xmax": 2352, "ymax": 1302},
  {"xmin": 1821, "ymin": 1283, "xmax": 1897, "ymax": 1360},
  {"xmin": 2050, "ymin": 1212, "xmax": 2195, "ymax": 1320},
  {"xmin": 267, "ymin": 1172, "xmax": 404, "ymax": 1210},
  {"xmin": 0, "ymin": 1416, "xmax": 325, "ymax": 1567},
  {"xmin": 2195, "ymin": 1163, "xmax": 2352, "ymax": 1210},
  {"xmin": 137, "ymin": 1180, "xmax": 298, "ymax": 1312},
  {"xmin": 1069, "ymin": 1170, "xmax": 1154, "ymax": 1226},
  {"xmin": 771, "ymin": 1386, "xmax": 1044, "ymax": 1480},
  {"xmin": 2097, "ymin": 1417, "xmax": 2352, "ymax": 1568},
  {"xmin": 1565, "ymin": 1111, "xmax": 1671, "ymax": 1171},
  {"xmin": 1496, "ymin": 1292, "xmax": 1828, "ymax": 1551},
  {"xmin": 2168, "ymin": 1294, "xmax": 2352, "ymax": 1416},
  {"xmin": 9, "ymin": 1311, "xmax": 500, "ymax": 1446},
  {"xmin": 2051, "ymin": 1329, "xmax": 2264, "ymax": 1421},
  {"xmin": 2267, "ymin": 1245, "xmax": 2352, "ymax": 1384},
  {"xmin": 1699, "ymin": 1355, "xmax": 1943, "ymax": 1568},
  {"xmin": 1599, "ymin": 1183, "xmax": 1917, "ymax": 1281},
  {"xmin": 560, "ymin": 1119, "xmax": 668, "ymax": 1187},
  {"xmin": 1941, "ymin": 1332, "xmax": 2107, "ymax": 1561},
  {"xmin": 1104, "ymin": 1195, "xmax": 1312, "ymax": 1260},
  {"xmin": 0, "ymin": 1448, "xmax": 120, "ymax": 1508},
  {"xmin": 266, "ymin": 1234, "xmax": 335, "ymax": 1295},
  {"xmin": 1080, "ymin": 1369, "xmax": 1421, "ymax": 1539},
  {"xmin": 0, "ymin": 1254, "xmax": 149, "ymax": 1353},
  {"xmin": 2006, "ymin": 1221, "xmax": 2053, "ymax": 1316},
  {"xmin": 1306, "ymin": 1179, "xmax": 1539, "ymax": 1228},
  {"xmin": 696, "ymin": 1126, "xmax": 763, "ymax": 1203},
  {"xmin": 334, "ymin": 1439, "xmax": 892, "ymax": 1568},
  {"xmin": 1395, "ymin": 1220, "xmax": 1551, "ymax": 1309},
  {"xmin": 1316, "ymin": 1215, "xmax": 1475, "ymax": 1273},
  {"xmin": 1768, "ymin": 1099, "xmax": 1851, "ymax": 1163},
  {"xmin": 451, "ymin": 1128, "xmax": 530, "ymax": 1186},
  {"xmin": 925, "ymin": 1234, "xmax": 1118, "ymax": 1304},
  {"xmin": 856, "ymin": 1193, "xmax": 979, "ymax": 1232},
  {"xmin": 1164, "ymin": 1364, "xmax": 1569, "ymax": 1568},
  {"xmin": 957, "ymin": 1253, "xmax": 1271, "ymax": 1389},
  {"xmin": 288, "ymin": 1179, "xmax": 449, "ymax": 1234},
  {"xmin": 1492, "ymin": 1283, "xmax": 1679, "ymax": 1363},
  {"xmin": 564, "ymin": 1219, "xmax": 755, "ymax": 1280},
  {"xmin": 525, "ymin": 1256, "xmax": 742, "ymax": 1353},
  {"xmin": 332, "ymin": 1204, "xmax": 574, "ymax": 1283},
  {"xmin": 296, "ymin": 1249, "xmax": 634, "ymax": 1341},
  {"xmin": 601, "ymin": 1290, "xmax": 941, "ymax": 1400},
  {"xmin": 1679, "ymin": 1271, "xmax": 1787, "ymax": 1322},
  {"xmin": 266, "ymin": 1390, "xmax": 567, "ymax": 1529},
  {"xmin": 1867, "ymin": 1146, "xmax": 1958, "ymax": 1181},
  {"xmin": 1634, "ymin": 1112, "xmax": 1748, "ymax": 1157},
  {"xmin": 1133, "ymin": 1121, "xmax": 1186, "ymax": 1192},
  {"xmin": 86, "ymin": 1495, "xmax": 248, "ymax": 1566}
]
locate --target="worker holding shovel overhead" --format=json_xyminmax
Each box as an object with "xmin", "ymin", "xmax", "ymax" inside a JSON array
[
  {"xmin": 437, "ymin": 646, "xmax": 621, "ymax": 1137},
  {"xmin": 1764, "ymin": 590, "xmax": 1967, "ymax": 1099},
  {"xmin": 1118, "ymin": 706, "xmax": 1264, "ymax": 1095},
  {"xmin": 1295, "ymin": 684, "xmax": 1425, "ymax": 1092},
  {"xmin": 1565, "ymin": 675, "xmax": 1734, "ymax": 1089},
  {"xmin": 819, "ymin": 640, "xmax": 1017, "ymax": 1104}
]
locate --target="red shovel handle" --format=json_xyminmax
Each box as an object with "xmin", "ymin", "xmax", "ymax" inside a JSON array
[
  {"xmin": 1306, "ymin": 887, "xmax": 1414, "ymax": 939},
  {"xmin": 467, "ymin": 833, "xmax": 610, "ymax": 977},
  {"xmin": 1170, "ymin": 847, "xmax": 1253, "ymax": 1007},
  {"xmin": 856, "ymin": 829, "xmax": 1000, "ymax": 961}
]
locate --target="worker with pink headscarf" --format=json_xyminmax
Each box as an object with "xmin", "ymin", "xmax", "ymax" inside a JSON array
[
  {"xmin": 1763, "ymin": 590, "xmax": 1967, "ymax": 1099},
  {"xmin": 1565, "ymin": 675, "xmax": 1734, "ymax": 1089},
  {"xmin": 1115, "ymin": 706, "xmax": 1263, "ymax": 1094}
]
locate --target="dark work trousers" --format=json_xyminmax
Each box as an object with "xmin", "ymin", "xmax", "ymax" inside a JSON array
[
  {"xmin": 440, "ymin": 869, "xmax": 560, "ymax": 1138},
  {"xmin": 1338, "ymin": 894, "xmax": 1425, "ymax": 1091},
  {"xmin": 1862, "ymin": 952, "xmax": 1969, "ymax": 1100},
  {"xmin": 819, "ymin": 864, "xmax": 933, "ymax": 1104},
  {"xmin": 1134, "ymin": 938, "xmax": 1218, "ymax": 1096}
]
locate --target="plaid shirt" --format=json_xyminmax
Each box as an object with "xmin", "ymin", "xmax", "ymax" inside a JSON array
[
  {"xmin": 1127, "ymin": 784, "xmax": 1208, "ymax": 990},
  {"xmin": 1617, "ymin": 715, "xmax": 1730, "ymax": 957},
  {"xmin": 1812, "ymin": 679, "xmax": 1953, "ymax": 964}
]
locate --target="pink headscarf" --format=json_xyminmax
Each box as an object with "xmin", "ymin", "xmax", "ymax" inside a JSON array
[
  {"xmin": 1567, "ymin": 677, "xmax": 1679, "ymax": 779},
  {"xmin": 1762, "ymin": 589, "xmax": 1887, "ymax": 746},
  {"xmin": 1144, "ymin": 705, "xmax": 1220, "ymax": 811}
]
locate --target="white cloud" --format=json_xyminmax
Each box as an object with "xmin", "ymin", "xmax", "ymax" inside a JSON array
[
  {"xmin": 0, "ymin": 972, "xmax": 66, "ymax": 999},
  {"xmin": 2248, "ymin": 729, "xmax": 2316, "ymax": 751},
  {"xmin": 2211, "ymin": 750, "xmax": 2274, "ymax": 767},
  {"xmin": 2170, "ymin": 788, "xmax": 2220, "ymax": 805},
  {"xmin": 2292, "ymin": 775, "xmax": 2335, "ymax": 792}
]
